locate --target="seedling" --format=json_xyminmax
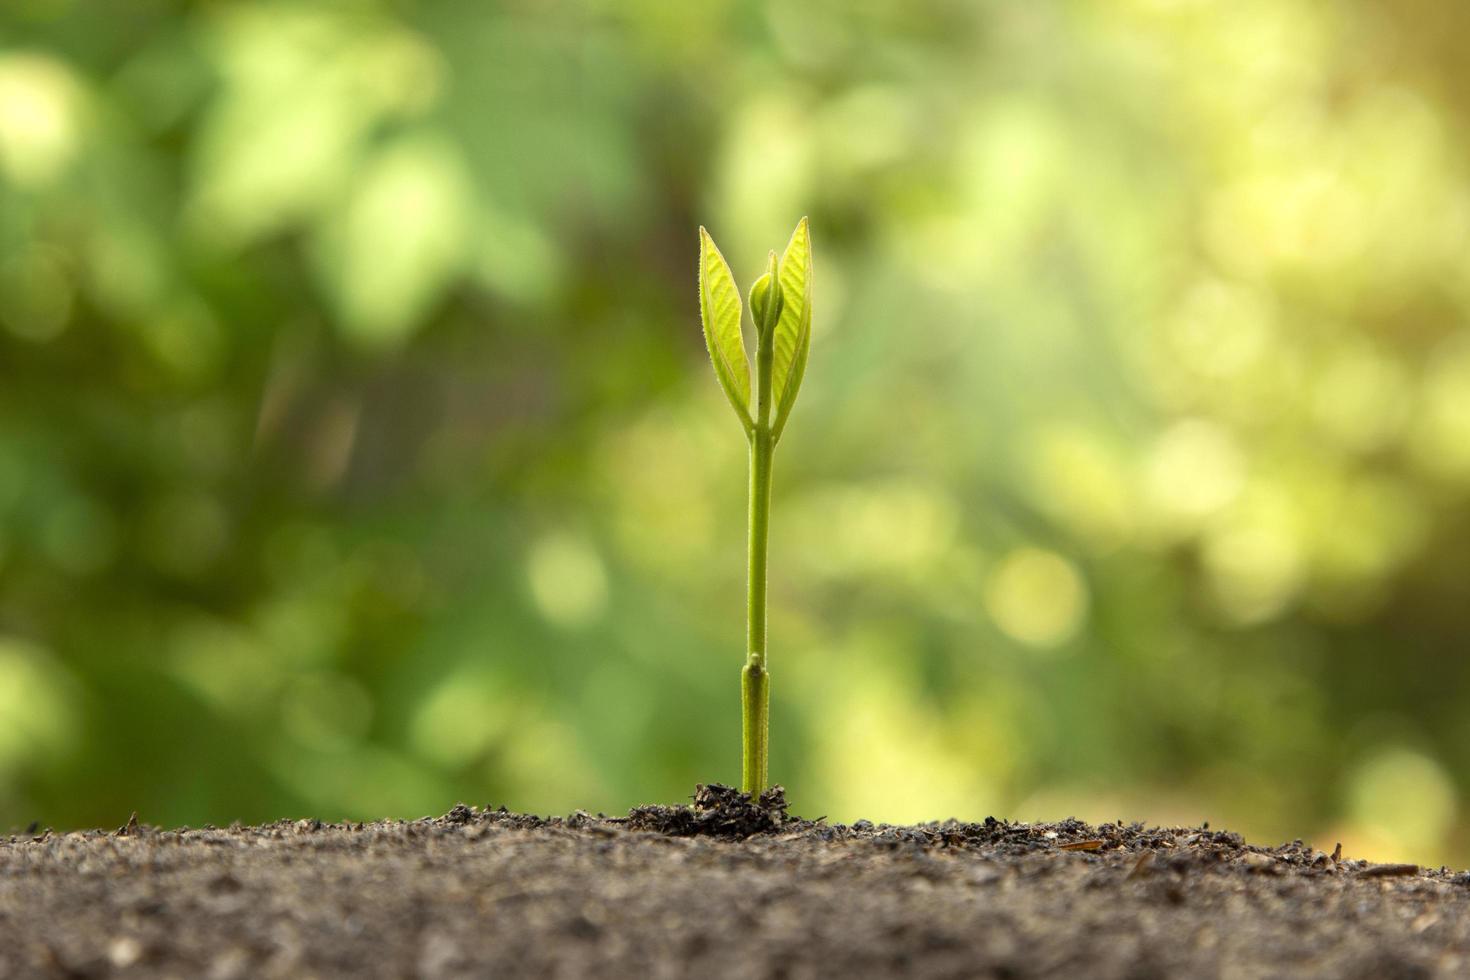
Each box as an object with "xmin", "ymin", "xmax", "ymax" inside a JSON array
[{"xmin": 698, "ymin": 218, "xmax": 813, "ymax": 795}]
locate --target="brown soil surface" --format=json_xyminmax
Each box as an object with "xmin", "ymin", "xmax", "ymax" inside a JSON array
[{"xmin": 2, "ymin": 784, "xmax": 1467, "ymax": 979}]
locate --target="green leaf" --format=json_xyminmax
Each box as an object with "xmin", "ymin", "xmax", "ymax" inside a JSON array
[
  {"xmin": 771, "ymin": 216, "xmax": 812, "ymax": 442},
  {"xmin": 699, "ymin": 227, "xmax": 753, "ymax": 429}
]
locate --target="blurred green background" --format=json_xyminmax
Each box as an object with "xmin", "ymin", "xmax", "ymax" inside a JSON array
[{"xmin": 3, "ymin": 0, "xmax": 1470, "ymax": 867}]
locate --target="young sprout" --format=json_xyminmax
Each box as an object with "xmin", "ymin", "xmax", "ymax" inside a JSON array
[{"xmin": 698, "ymin": 218, "xmax": 813, "ymax": 795}]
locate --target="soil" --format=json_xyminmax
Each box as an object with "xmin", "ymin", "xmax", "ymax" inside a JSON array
[{"xmin": 3, "ymin": 784, "xmax": 1468, "ymax": 979}]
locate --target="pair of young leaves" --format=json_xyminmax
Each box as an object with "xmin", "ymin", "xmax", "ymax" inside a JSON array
[{"xmin": 699, "ymin": 218, "xmax": 812, "ymax": 443}]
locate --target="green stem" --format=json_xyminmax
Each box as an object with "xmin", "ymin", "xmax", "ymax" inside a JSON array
[
  {"xmin": 743, "ymin": 429, "xmax": 773, "ymax": 794},
  {"xmin": 743, "ymin": 318, "xmax": 776, "ymax": 795}
]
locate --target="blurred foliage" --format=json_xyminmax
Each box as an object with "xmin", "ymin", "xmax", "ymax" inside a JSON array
[{"xmin": 3, "ymin": 0, "xmax": 1470, "ymax": 866}]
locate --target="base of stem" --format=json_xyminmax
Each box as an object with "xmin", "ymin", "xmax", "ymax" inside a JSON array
[{"xmin": 741, "ymin": 663, "xmax": 769, "ymax": 795}]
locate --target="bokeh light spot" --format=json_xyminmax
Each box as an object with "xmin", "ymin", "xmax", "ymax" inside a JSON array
[
  {"xmin": 411, "ymin": 670, "xmax": 507, "ymax": 768},
  {"xmin": 0, "ymin": 638, "xmax": 77, "ymax": 778},
  {"xmin": 983, "ymin": 547, "xmax": 1088, "ymax": 649},
  {"xmin": 318, "ymin": 134, "xmax": 472, "ymax": 348},
  {"xmin": 1202, "ymin": 521, "xmax": 1303, "ymax": 625},
  {"xmin": 0, "ymin": 53, "xmax": 80, "ymax": 187},
  {"xmin": 527, "ymin": 532, "xmax": 609, "ymax": 628},
  {"xmin": 1347, "ymin": 748, "xmax": 1457, "ymax": 864},
  {"xmin": 1144, "ymin": 419, "xmax": 1245, "ymax": 537}
]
